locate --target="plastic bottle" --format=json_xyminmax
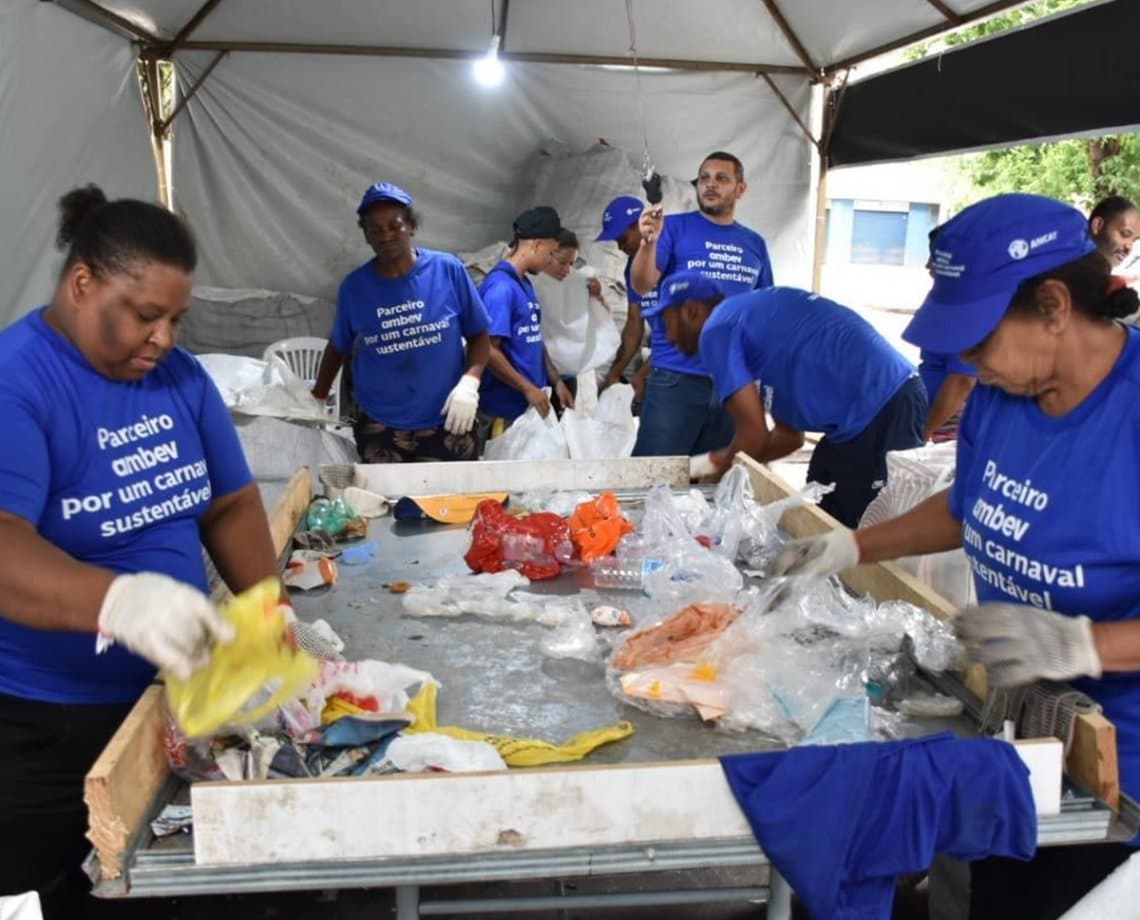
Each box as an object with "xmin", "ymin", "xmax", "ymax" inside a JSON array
[{"xmin": 590, "ymin": 557, "xmax": 663, "ymax": 591}]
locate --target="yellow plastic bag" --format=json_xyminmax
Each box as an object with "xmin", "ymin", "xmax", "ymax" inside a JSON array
[
  {"xmin": 164, "ymin": 579, "xmax": 317, "ymax": 738},
  {"xmin": 405, "ymin": 683, "xmax": 633, "ymax": 767}
]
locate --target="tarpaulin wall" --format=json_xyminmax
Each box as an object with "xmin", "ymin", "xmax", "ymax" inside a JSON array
[
  {"xmin": 0, "ymin": 0, "xmax": 157, "ymax": 325},
  {"xmin": 172, "ymin": 51, "xmax": 813, "ymax": 299}
]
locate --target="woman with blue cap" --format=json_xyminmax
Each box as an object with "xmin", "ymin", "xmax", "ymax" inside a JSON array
[
  {"xmin": 313, "ymin": 182, "xmax": 492, "ymax": 462},
  {"xmin": 771, "ymin": 193, "xmax": 1140, "ymax": 916}
]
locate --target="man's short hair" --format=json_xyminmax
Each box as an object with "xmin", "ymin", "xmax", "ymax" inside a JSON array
[
  {"xmin": 1089, "ymin": 195, "xmax": 1137, "ymax": 228},
  {"xmin": 700, "ymin": 151, "xmax": 744, "ymax": 182},
  {"xmin": 556, "ymin": 228, "xmax": 580, "ymax": 249}
]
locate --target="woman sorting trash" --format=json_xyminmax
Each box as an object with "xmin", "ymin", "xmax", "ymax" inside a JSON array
[
  {"xmin": 770, "ymin": 193, "xmax": 1140, "ymax": 918},
  {"xmin": 0, "ymin": 186, "xmax": 283, "ymax": 917},
  {"xmin": 312, "ymin": 182, "xmax": 492, "ymax": 462}
]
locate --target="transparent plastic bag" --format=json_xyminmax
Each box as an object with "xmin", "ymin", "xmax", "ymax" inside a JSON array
[
  {"xmin": 483, "ymin": 403, "xmax": 570, "ymax": 461},
  {"xmin": 643, "ymin": 547, "xmax": 744, "ymax": 605}
]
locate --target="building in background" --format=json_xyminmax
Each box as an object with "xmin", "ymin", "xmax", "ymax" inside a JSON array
[{"xmin": 820, "ymin": 156, "xmax": 967, "ymax": 316}]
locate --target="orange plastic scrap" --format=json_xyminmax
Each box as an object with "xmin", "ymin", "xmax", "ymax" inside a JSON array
[
  {"xmin": 569, "ymin": 492, "xmax": 634, "ymax": 562},
  {"xmin": 610, "ymin": 602, "xmax": 740, "ymax": 671}
]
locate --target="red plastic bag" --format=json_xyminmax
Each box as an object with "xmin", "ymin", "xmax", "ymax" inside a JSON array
[{"xmin": 464, "ymin": 499, "xmax": 571, "ymax": 580}]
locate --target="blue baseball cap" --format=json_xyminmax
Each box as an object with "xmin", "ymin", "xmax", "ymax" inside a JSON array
[
  {"xmin": 356, "ymin": 182, "xmax": 413, "ymax": 215},
  {"xmin": 903, "ymin": 193, "xmax": 1096, "ymax": 354},
  {"xmin": 595, "ymin": 195, "xmax": 645, "ymax": 242},
  {"xmin": 642, "ymin": 270, "xmax": 724, "ymax": 319}
]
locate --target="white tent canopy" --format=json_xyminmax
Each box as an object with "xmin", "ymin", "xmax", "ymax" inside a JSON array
[{"xmin": 2, "ymin": 0, "xmax": 1029, "ymax": 324}]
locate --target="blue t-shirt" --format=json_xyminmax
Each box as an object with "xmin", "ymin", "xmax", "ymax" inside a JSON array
[
  {"xmin": 332, "ymin": 249, "xmax": 490, "ymax": 430},
  {"xmin": 478, "ymin": 261, "xmax": 548, "ymax": 419},
  {"xmin": 918, "ymin": 349, "xmax": 976, "ymax": 403},
  {"xmin": 949, "ymin": 327, "xmax": 1140, "ymax": 814},
  {"xmin": 650, "ymin": 211, "xmax": 775, "ymax": 376},
  {"xmin": 699, "ymin": 287, "xmax": 915, "ymax": 442},
  {"xmin": 0, "ymin": 310, "xmax": 253, "ymax": 704}
]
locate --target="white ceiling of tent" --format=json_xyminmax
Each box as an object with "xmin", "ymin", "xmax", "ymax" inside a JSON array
[{"xmin": 81, "ymin": 0, "xmax": 1030, "ymax": 74}]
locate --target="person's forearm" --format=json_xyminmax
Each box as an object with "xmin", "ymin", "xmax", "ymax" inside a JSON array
[
  {"xmin": 855, "ymin": 488, "xmax": 962, "ymax": 563},
  {"xmin": 0, "ymin": 515, "xmax": 113, "ymax": 631},
  {"xmin": 488, "ymin": 343, "xmax": 537, "ymax": 395},
  {"xmin": 605, "ymin": 317, "xmax": 643, "ymax": 381},
  {"xmin": 711, "ymin": 425, "xmax": 800, "ymax": 470},
  {"xmin": 1092, "ymin": 621, "xmax": 1140, "ymax": 672},
  {"xmin": 312, "ymin": 343, "xmax": 345, "ymax": 399},
  {"xmin": 543, "ymin": 348, "xmax": 562, "ymax": 385},
  {"xmin": 924, "ymin": 374, "xmax": 976, "ymax": 440},
  {"xmin": 630, "ymin": 241, "xmax": 660, "ymax": 296},
  {"xmin": 464, "ymin": 331, "xmax": 490, "ymax": 377},
  {"xmin": 199, "ymin": 483, "xmax": 282, "ymax": 597}
]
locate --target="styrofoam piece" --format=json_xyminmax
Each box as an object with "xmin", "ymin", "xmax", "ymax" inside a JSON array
[{"xmin": 1013, "ymin": 738, "xmax": 1063, "ymax": 816}]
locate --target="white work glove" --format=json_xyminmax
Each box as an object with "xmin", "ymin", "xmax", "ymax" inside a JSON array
[
  {"xmin": 955, "ymin": 603, "xmax": 1102, "ymax": 687},
  {"xmin": 766, "ymin": 528, "xmax": 861, "ymax": 580},
  {"xmin": 97, "ymin": 573, "xmax": 235, "ymax": 681},
  {"xmin": 441, "ymin": 373, "xmax": 481, "ymax": 435},
  {"xmin": 689, "ymin": 453, "xmax": 718, "ymax": 480}
]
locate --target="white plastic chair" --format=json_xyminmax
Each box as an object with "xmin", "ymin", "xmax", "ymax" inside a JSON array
[{"xmin": 262, "ymin": 336, "xmax": 341, "ymax": 421}]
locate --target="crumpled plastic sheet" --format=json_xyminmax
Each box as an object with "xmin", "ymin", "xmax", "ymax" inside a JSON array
[
  {"xmin": 607, "ymin": 571, "xmax": 965, "ymax": 747},
  {"xmin": 402, "ymin": 571, "xmax": 590, "ymax": 629},
  {"xmin": 384, "ymin": 733, "xmax": 508, "ymax": 773}
]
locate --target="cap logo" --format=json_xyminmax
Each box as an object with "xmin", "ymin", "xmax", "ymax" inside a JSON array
[
  {"xmin": 603, "ymin": 213, "xmax": 613, "ymax": 223},
  {"xmin": 1008, "ymin": 239, "xmax": 1029, "ymax": 260},
  {"xmin": 626, "ymin": 207, "xmax": 640, "ymax": 215},
  {"xmin": 670, "ymin": 280, "xmax": 690, "ymax": 295}
]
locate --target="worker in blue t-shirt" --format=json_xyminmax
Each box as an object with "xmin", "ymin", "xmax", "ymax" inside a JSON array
[
  {"xmin": 313, "ymin": 182, "xmax": 491, "ymax": 462},
  {"xmin": 628, "ymin": 152, "xmax": 775, "ymax": 459},
  {"xmin": 770, "ymin": 193, "xmax": 1140, "ymax": 918},
  {"xmin": 918, "ymin": 349, "xmax": 976, "ymax": 441},
  {"xmin": 595, "ymin": 195, "xmax": 654, "ymax": 404},
  {"xmin": 643, "ymin": 272, "xmax": 925, "ymax": 528},
  {"xmin": 0, "ymin": 186, "xmax": 282, "ymax": 918},
  {"xmin": 477, "ymin": 206, "xmax": 574, "ymax": 439}
]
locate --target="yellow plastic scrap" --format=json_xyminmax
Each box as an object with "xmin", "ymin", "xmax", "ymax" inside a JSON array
[
  {"xmin": 164, "ymin": 578, "xmax": 318, "ymax": 738},
  {"xmin": 405, "ymin": 683, "xmax": 633, "ymax": 767},
  {"xmin": 321, "ymin": 694, "xmax": 373, "ymax": 725}
]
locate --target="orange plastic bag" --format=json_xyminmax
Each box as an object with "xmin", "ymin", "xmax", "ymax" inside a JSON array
[{"xmin": 569, "ymin": 492, "xmax": 634, "ymax": 562}]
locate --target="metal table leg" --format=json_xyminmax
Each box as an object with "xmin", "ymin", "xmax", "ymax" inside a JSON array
[
  {"xmin": 396, "ymin": 884, "xmax": 420, "ymax": 920},
  {"xmin": 767, "ymin": 868, "xmax": 792, "ymax": 920}
]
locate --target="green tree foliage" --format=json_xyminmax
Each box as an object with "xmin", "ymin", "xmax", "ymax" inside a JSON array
[{"xmin": 909, "ymin": 0, "xmax": 1140, "ymax": 207}]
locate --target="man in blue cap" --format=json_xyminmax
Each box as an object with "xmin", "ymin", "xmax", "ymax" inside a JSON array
[
  {"xmin": 768, "ymin": 192, "xmax": 1140, "ymax": 919},
  {"xmin": 595, "ymin": 195, "xmax": 654, "ymax": 399},
  {"xmin": 626, "ymin": 153, "xmax": 775, "ymax": 459},
  {"xmin": 645, "ymin": 271, "xmax": 925, "ymax": 526},
  {"xmin": 312, "ymin": 181, "xmax": 492, "ymax": 461}
]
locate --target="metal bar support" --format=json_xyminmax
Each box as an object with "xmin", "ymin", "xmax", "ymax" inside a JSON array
[
  {"xmin": 418, "ymin": 885, "xmax": 768, "ymax": 915},
  {"xmin": 395, "ymin": 884, "xmax": 420, "ymax": 920},
  {"xmin": 158, "ymin": 50, "xmax": 227, "ymax": 133}
]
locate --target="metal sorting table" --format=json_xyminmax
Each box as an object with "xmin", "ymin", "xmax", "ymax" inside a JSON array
[{"xmin": 106, "ymin": 469, "xmax": 1123, "ymax": 919}]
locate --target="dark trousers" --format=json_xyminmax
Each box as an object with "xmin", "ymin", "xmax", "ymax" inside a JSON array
[
  {"xmin": 0, "ymin": 691, "xmax": 135, "ymax": 919},
  {"xmin": 808, "ymin": 375, "xmax": 928, "ymax": 529},
  {"xmin": 353, "ymin": 411, "xmax": 484, "ymax": 463},
  {"xmin": 632, "ymin": 367, "xmax": 734, "ymax": 457},
  {"xmin": 969, "ymin": 843, "xmax": 1133, "ymax": 918}
]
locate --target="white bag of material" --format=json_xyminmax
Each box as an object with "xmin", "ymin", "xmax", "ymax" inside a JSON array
[
  {"xmin": 860, "ymin": 443, "xmax": 975, "ymax": 608},
  {"xmin": 561, "ymin": 383, "xmax": 637, "ymax": 460},
  {"xmin": 483, "ymin": 403, "xmax": 570, "ymax": 461},
  {"xmin": 1059, "ymin": 852, "xmax": 1140, "ymax": 920},
  {"xmin": 532, "ymin": 268, "xmax": 620, "ymax": 376}
]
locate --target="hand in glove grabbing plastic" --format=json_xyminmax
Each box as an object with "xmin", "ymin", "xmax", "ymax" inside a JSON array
[
  {"xmin": 441, "ymin": 374, "xmax": 480, "ymax": 435},
  {"xmin": 955, "ymin": 603, "xmax": 1102, "ymax": 687},
  {"xmin": 689, "ymin": 453, "xmax": 718, "ymax": 480},
  {"xmin": 97, "ymin": 573, "xmax": 235, "ymax": 681},
  {"xmin": 766, "ymin": 528, "xmax": 860, "ymax": 579}
]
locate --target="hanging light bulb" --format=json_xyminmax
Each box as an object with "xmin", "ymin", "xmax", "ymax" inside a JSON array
[{"xmin": 473, "ymin": 33, "xmax": 505, "ymax": 88}]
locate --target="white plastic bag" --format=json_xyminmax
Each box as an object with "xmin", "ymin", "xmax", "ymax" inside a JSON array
[
  {"xmin": 483, "ymin": 403, "xmax": 570, "ymax": 461},
  {"xmin": 561, "ymin": 383, "xmax": 638, "ymax": 460}
]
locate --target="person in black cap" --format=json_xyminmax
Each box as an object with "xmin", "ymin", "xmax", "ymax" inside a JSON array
[
  {"xmin": 312, "ymin": 182, "xmax": 492, "ymax": 463},
  {"xmin": 477, "ymin": 206, "xmax": 573, "ymax": 436},
  {"xmin": 768, "ymin": 193, "xmax": 1140, "ymax": 917}
]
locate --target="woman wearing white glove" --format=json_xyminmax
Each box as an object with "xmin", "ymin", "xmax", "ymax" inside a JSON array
[
  {"xmin": 311, "ymin": 181, "xmax": 491, "ymax": 461},
  {"xmin": 0, "ymin": 187, "xmax": 283, "ymax": 918},
  {"xmin": 777, "ymin": 194, "xmax": 1140, "ymax": 919}
]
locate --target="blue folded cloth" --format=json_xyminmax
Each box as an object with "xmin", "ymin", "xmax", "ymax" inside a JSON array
[{"xmin": 721, "ymin": 733, "xmax": 1036, "ymax": 919}]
